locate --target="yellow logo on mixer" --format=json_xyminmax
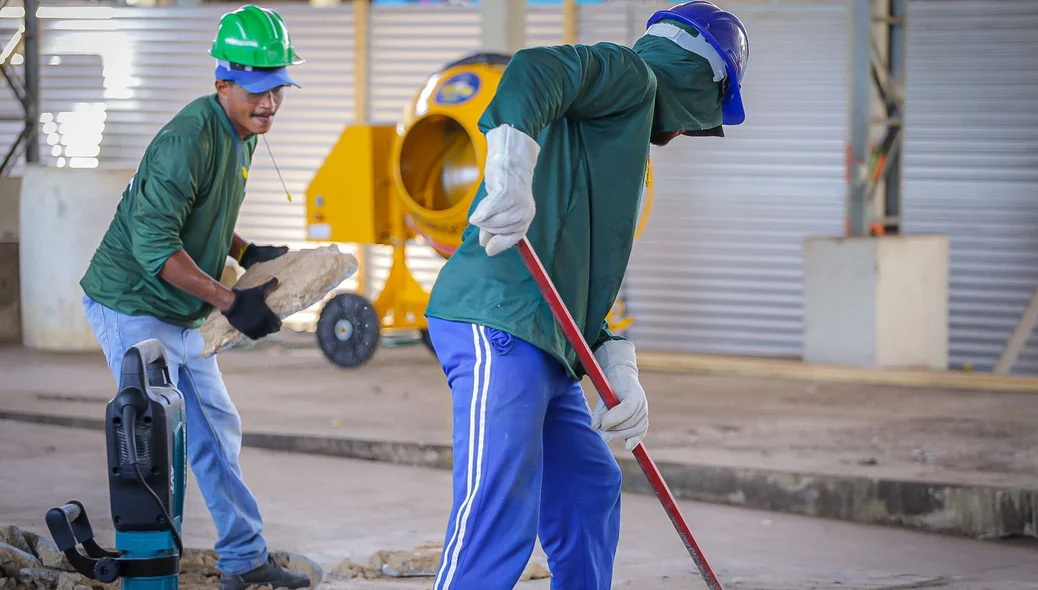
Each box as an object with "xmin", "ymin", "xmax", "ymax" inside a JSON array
[{"xmin": 435, "ymin": 72, "xmax": 481, "ymax": 106}]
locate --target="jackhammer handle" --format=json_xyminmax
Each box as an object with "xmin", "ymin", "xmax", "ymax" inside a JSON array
[
  {"xmin": 58, "ymin": 502, "xmax": 82, "ymax": 521},
  {"xmin": 45, "ymin": 501, "xmax": 86, "ymax": 551},
  {"xmin": 129, "ymin": 338, "xmax": 169, "ymax": 370},
  {"xmin": 119, "ymin": 338, "xmax": 171, "ymax": 390}
]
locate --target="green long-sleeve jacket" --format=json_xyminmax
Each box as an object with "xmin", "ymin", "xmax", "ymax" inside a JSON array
[
  {"xmin": 425, "ymin": 28, "xmax": 723, "ymax": 380},
  {"xmin": 80, "ymin": 94, "xmax": 254, "ymax": 328}
]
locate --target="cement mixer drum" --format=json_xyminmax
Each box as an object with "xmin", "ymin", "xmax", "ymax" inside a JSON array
[{"xmin": 391, "ymin": 53, "xmax": 512, "ymax": 258}]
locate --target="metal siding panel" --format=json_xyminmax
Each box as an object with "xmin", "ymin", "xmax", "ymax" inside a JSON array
[
  {"xmin": 903, "ymin": 0, "xmax": 1038, "ymax": 373},
  {"xmin": 369, "ymin": 5, "xmax": 480, "ymax": 123},
  {"xmin": 620, "ymin": 1, "xmax": 847, "ymax": 357},
  {"xmin": 24, "ymin": 5, "xmax": 358, "ymax": 328},
  {"xmin": 578, "ymin": 2, "xmax": 640, "ymax": 45},
  {"xmin": 526, "ymin": 5, "xmax": 563, "ymax": 48}
]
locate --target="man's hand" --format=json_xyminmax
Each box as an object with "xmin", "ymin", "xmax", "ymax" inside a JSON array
[
  {"xmin": 238, "ymin": 243, "xmax": 289, "ymax": 270},
  {"xmin": 590, "ymin": 340, "xmax": 649, "ymax": 451},
  {"xmin": 469, "ymin": 124, "xmax": 539, "ymax": 256},
  {"xmin": 222, "ymin": 278, "xmax": 282, "ymax": 340}
]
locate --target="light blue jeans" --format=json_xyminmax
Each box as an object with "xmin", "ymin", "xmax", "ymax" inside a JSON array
[{"xmin": 82, "ymin": 294, "xmax": 269, "ymax": 576}]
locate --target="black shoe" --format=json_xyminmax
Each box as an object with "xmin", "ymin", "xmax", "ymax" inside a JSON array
[{"xmin": 219, "ymin": 555, "xmax": 311, "ymax": 590}]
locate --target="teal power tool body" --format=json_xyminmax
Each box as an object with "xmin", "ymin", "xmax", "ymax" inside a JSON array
[{"xmin": 45, "ymin": 339, "xmax": 187, "ymax": 589}]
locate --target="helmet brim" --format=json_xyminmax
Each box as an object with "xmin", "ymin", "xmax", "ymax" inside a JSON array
[
  {"xmin": 721, "ymin": 75, "xmax": 745, "ymax": 126},
  {"xmin": 216, "ymin": 63, "xmax": 302, "ymax": 93}
]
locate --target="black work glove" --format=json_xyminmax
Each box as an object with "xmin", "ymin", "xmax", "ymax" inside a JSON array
[
  {"xmin": 239, "ymin": 244, "xmax": 289, "ymax": 270},
  {"xmin": 222, "ymin": 278, "xmax": 282, "ymax": 340}
]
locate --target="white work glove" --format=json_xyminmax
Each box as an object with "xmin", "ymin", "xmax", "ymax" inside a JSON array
[
  {"xmin": 590, "ymin": 340, "xmax": 649, "ymax": 451},
  {"xmin": 468, "ymin": 124, "xmax": 539, "ymax": 256}
]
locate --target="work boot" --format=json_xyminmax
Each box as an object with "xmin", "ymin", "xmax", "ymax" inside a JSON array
[{"xmin": 218, "ymin": 555, "xmax": 311, "ymax": 590}]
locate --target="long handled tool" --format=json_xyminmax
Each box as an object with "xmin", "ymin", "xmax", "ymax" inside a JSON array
[{"xmin": 515, "ymin": 236, "xmax": 725, "ymax": 590}]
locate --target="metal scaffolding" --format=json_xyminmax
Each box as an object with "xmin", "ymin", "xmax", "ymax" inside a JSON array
[
  {"xmin": 0, "ymin": 0, "xmax": 39, "ymax": 176},
  {"xmin": 847, "ymin": 0, "xmax": 906, "ymax": 237}
]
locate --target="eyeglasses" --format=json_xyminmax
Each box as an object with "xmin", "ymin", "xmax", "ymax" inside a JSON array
[{"xmin": 228, "ymin": 82, "xmax": 286, "ymax": 103}]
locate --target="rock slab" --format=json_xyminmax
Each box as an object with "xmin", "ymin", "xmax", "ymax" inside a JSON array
[{"xmin": 200, "ymin": 245, "xmax": 359, "ymax": 357}]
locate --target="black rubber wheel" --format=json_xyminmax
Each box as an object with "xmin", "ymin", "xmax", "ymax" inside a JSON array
[
  {"xmin": 420, "ymin": 328, "xmax": 435, "ymax": 354},
  {"xmin": 316, "ymin": 292, "xmax": 381, "ymax": 368}
]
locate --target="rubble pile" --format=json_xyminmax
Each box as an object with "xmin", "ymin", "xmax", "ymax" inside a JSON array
[
  {"xmin": 3, "ymin": 524, "xmax": 548, "ymax": 588},
  {"xmin": 327, "ymin": 541, "xmax": 550, "ymax": 583},
  {"xmin": 0, "ymin": 525, "xmax": 321, "ymax": 590}
]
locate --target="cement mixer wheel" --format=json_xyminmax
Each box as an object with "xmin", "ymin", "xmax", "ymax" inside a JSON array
[{"xmin": 316, "ymin": 292, "xmax": 381, "ymax": 368}]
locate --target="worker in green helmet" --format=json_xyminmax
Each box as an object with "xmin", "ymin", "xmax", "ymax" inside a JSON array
[{"xmin": 79, "ymin": 5, "xmax": 309, "ymax": 589}]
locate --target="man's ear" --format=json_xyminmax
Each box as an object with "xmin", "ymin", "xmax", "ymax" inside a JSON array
[{"xmin": 215, "ymin": 79, "xmax": 231, "ymax": 94}]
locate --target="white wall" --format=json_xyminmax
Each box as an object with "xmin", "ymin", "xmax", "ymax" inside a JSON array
[{"xmin": 19, "ymin": 164, "xmax": 134, "ymax": 351}]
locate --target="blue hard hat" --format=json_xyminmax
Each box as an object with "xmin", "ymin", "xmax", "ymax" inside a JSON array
[{"xmin": 647, "ymin": 1, "xmax": 749, "ymax": 126}]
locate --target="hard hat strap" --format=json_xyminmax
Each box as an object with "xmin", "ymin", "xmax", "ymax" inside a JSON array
[{"xmin": 644, "ymin": 22, "xmax": 727, "ymax": 83}]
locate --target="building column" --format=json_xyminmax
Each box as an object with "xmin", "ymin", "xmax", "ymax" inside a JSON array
[
  {"xmin": 481, "ymin": 0, "xmax": 525, "ymax": 54},
  {"xmin": 803, "ymin": 1, "xmax": 948, "ymax": 372}
]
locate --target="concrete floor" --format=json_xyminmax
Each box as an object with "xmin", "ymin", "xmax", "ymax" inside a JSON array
[
  {"xmin": 1, "ymin": 341, "xmax": 1035, "ymax": 489},
  {"xmin": 2, "ymin": 420, "xmax": 1037, "ymax": 590}
]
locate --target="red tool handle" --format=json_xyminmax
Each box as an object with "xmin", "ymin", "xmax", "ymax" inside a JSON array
[{"xmin": 515, "ymin": 236, "xmax": 724, "ymax": 590}]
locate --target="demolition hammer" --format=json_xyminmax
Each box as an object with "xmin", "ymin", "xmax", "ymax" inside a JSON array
[{"xmin": 45, "ymin": 339, "xmax": 187, "ymax": 589}]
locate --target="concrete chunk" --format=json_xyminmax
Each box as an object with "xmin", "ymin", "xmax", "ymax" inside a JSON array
[{"xmin": 200, "ymin": 245, "xmax": 359, "ymax": 357}]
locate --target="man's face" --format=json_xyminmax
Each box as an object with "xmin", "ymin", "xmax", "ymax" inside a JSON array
[
  {"xmin": 216, "ymin": 80, "xmax": 285, "ymax": 137},
  {"xmin": 650, "ymin": 130, "xmax": 682, "ymax": 147}
]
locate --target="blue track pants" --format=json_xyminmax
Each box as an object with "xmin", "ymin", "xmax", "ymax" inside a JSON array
[{"xmin": 426, "ymin": 317, "xmax": 623, "ymax": 590}]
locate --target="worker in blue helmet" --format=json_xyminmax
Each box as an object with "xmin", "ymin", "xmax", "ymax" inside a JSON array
[{"xmin": 423, "ymin": 1, "xmax": 749, "ymax": 588}]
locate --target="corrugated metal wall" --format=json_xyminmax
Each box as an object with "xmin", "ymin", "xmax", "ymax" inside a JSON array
[
  {"xmin": 2, "ymin": 1, "xmax": 1036, "ymax": 372},
  {"xmin": 2, "ymin": 4, "xmax": 359, "ymax": 327},
  {"xmin": 595, "ymin": 1, "xmax": 849, "ymax": 358},
  {"xmin": 902, "ymin": 0, "xmax": 1038, "ymax": 373}
]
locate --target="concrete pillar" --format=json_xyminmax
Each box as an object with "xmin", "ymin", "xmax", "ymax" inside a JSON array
[
  {"xmin": 481, "ymin": 0, "xmax": 525, "ymax": 54},
  {"xmin": 19, "ymin": 164, "xmax": 135, "ymax": 351},
  {"xmin": 802, "ymin": 235, "xmax": 949, "ymax": 370}
]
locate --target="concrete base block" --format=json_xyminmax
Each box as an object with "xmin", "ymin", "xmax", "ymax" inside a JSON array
[
  {"xmin": 19, "ymin": 164, "xmax": 135, "ymax": 351},
  {"xmin": 803, "ymin": 235, "xmax": 949, "ymax": 370}
]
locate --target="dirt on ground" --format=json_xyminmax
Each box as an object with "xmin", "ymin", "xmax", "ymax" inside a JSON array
[
  {"xmin": 1, "ymin": 522, "xmax": 326, "ymax": 590},
  {"xmin": 3, "ymin": 421, "xmax": 1038, "ymax": 590}
]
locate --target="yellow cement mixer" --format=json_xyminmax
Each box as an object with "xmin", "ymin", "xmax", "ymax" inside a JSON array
[{"xmin": 305, "ymin": 52, "xmax": 654, "ymax": 368}]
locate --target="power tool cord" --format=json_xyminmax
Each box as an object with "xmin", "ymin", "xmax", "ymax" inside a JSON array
[{"xmin": 121, "ymin": 405, "xmax": 184, "ymax": 558}]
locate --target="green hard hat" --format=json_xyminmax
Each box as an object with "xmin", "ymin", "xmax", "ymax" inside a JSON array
[{"xmin": 210, "ymin": 5, "xmax": 304, "ymax": 68}]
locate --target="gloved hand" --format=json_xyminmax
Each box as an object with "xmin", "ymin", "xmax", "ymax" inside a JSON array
[
  {"xmin": 468, "ymin": 124, "xmax": 540, "ymax": 256},
  {"xmin": 239, "ymin": 243, "xmax": 289, "ymax": 270},
  {"xmin": 590, "ymin": 339, "xmax": 649, "ymax": 451},
  {"xmin": 222, "ymin": 278, "xmax": 282, "ymax": 340}
]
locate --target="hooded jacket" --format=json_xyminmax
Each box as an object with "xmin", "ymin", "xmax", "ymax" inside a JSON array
[{"xmin": 425, "ymin": 24, "xmax": 726, "ymax": 380}]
